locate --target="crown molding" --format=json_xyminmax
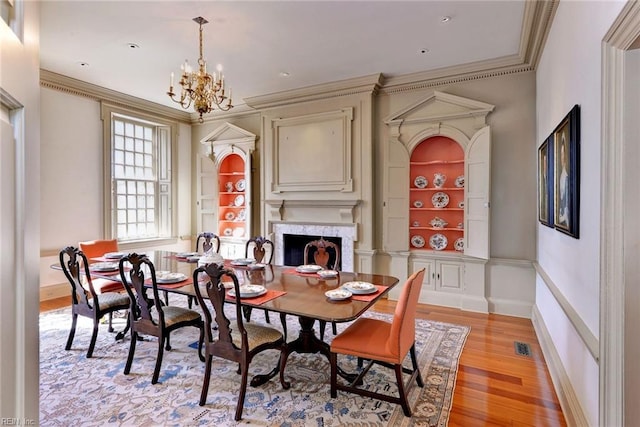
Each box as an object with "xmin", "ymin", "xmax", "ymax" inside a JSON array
[
  {"xmin": 244, "ymin": 73, "xmax": 384, "ymax": 110},
  {"xmin": 380, "ymin": 0, "xmax": 557, "ymax": 96},
  {"xmin": 40, "ymin": 69, "xmax": 192, "ymax": 123}
]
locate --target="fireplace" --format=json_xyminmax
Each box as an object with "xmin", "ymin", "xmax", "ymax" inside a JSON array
[
  {"xmin": 283, "ymin": 234, "xmax": 342, "ymax": 270},
  {"xmin": 273, "ymin": 222, "xmax": 356, "ymax": 271}
]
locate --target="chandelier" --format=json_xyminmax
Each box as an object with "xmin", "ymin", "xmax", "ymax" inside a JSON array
[{"xmin": 167, "ymin": 16, "xmax": 233, "ymax": 122}]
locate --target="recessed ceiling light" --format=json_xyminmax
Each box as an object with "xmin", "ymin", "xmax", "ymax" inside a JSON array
[
  {"xmin": 419, "ymin": 48, "xmax": 430, "ymax": 54},
  {"xmin": 126, "ymin": 43, "xmax": 140, "ymax": 49},
  {"xmin": 77, "ymin": 61, "xmax": 90, "ymax": 67},
  {"xmin": 279, "ymin": 71, "xmax": 290, "ymax": 77},
  {"xmin": 440, "ymin": 16, "xmax": 451, "ymax": 23}
]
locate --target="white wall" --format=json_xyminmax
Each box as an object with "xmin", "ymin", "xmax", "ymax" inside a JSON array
[
  {"xmin": 536, "ymin": 1, "xmax": 625, "ymax": 425},
  {"xmin": 0, "ymin": 1, "xmax": 41, "ymax": 421}
]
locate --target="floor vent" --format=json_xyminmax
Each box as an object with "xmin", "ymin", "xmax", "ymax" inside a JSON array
[{"xmin": 514, "ymin": 341, "xmax": 532, "ymax": 357}]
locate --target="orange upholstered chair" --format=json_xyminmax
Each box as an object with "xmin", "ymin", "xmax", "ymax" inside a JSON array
[
  {"xmin": 78, "ymin": 239, "xmax": 124, "ymax": 294},
  {"xmin": 329, "ymin": 268, "xmax": 426, "ymax": 417}
]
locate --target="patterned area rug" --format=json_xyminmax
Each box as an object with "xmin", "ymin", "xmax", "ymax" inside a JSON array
[{"xmin": 40, "ymin": 301, "xmax": 469, "ymax": 426}]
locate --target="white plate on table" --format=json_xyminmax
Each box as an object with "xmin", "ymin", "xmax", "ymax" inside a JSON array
[
  {"xmin": 155, "ymin": 271, "xmax": 187, "ymax": 284},
  {"xmin": 318, "ymin": 269, "xmax": 339, "ymax": 278},
  {"xmin": 325, "ymin": 289, "xmax": 352, "ymax": 301},
  {"xmin": 228, "ymin": 285, "xmax": 267, "ymax": 298},
  {"xmin": 176, "ymin": 252, "xmax": 198, "ymax": 258},
  {"xmin": 296, "ymin": 264, "xmax": 323, "ymax": 273},
  {"xmin": 90, "ymin": 262, "xmax": 119, "ymax": 272},
  {"xmin": 104, "ymin": 252, "xmax": 125, "ymax": 259},
  {"xmin": 343, "ymin": 281, "xmax": 377, "ymax": 295},
  {"xmin": 231, "ymin": 258, "xmax": 255, "ymax": 266}
]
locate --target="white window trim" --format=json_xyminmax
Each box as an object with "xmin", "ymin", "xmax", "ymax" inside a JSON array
[{"xmin": 101, "ymin": 102, "xmax": 178, "ymax": 244}]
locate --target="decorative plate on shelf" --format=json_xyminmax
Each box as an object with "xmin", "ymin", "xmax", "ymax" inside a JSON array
[
  {"xmin": 235, "ymin": 179, "xmax": 246, "ymax": 192},
  {"xmin": 225, "ymin": 211, "xmax": 235, "ymax": 221},
  {"xmin": 410, "ymin": 235, "xmax": 425, "ymax": 248},
  {"xmin": 455, "ymin": 175, "xmax": 465, "ymax": 188},
  {"xmin": 225, "ymin": 181, "xmax": 233, "ymax": 192},
  {"xmin": 458, "ymin": 201, "xmax": 465, "ymax": 209},
  {"xmin": 454, "ymin": 237, "xmax": 464, "ymax": 252},
  {"xmin": 223, "ymin": 227, "xmax": 233, "ymax": 236},
  {"xmin": 413, "ymin": 200, "xmax": 423, "ymax": 208},
  {"xmin": 414, "ymin": 176, "xmax": 428, "ymax": 189},
  {"xmin": 457, "ymin": 222, "xmax": 464, "ymax": 229},
  {"xmin": 429, "ymin": 217, "xmax": 448, "ymax": 228},
  {"xmin": 429, "ymin": 233, "xmax": 448, "ymax": 251},
  {"xmin": 236, "ymin": 209, "xmax": 246, "ymax": 221},
  {"xmin": 233, "ymin": 227, "xmax": 245, "ymax": 237},
  {"xmin": 431, "ymin": 192, "xmax": 450, "ymax": 208},
  {"xmin": 234, "ymin": 194, "xmax": 245, "ymax": 207}
]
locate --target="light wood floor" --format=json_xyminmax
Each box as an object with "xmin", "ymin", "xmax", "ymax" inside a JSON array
[{"xmin": 41, "ymin": 297, "xmax": 566, "ymax": 426}]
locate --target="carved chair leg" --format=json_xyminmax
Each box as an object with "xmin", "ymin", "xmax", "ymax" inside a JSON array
[
  {"xmin": 235, "ymin": 363, "xmax": 249, "ymax": 421},
  {"xmin": 65, "ymin": 313, "xmax": 78, "ymax": 350},
  {"xmin": 199, "ymin": 355, "xmax": 213, "ymax": 406},
  {"xmin": 87, "ymin": 320, "xmax": 99, "ymax": 358},
  {"xmin": 152, "ymin": 337, "xmax": 165, "ymax": 384},
  {"xmin": 329, "ymin": 352, "xmax": 338, "ymax": 398},
  {"xmin": 108, "ymin": 312, "xmax": 115, "ymax": 332},
  {"xmin": 124, "ymin": 331, "xmax": 138, "ymax": 375}
]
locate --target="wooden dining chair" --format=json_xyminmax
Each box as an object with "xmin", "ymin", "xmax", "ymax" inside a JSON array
[
  {"xmin": 303, "ymin": 237, "xmax": 340, "ymax": 339},
  {"xmin": 303, "ymin": 238, "xmax": 340, "ymax": 270},
  {"xmin": 59, "ymin": 246, "xmax": 130, "ymax": 358},
  {"xmin": 242, "ymin": 236, "xmax": 274, "ymax": 324},
  {"xmin": 119, "ymin": 253, "xmax": 204, "ymax": 384},
  {"xmin": 78, "ymin": 239, "xmax": 125, "ymax": 294},
  {"xmin": 329, "ymin": 268, "xmax": 426, "ymax": 417},
  {"xmin": 196, "ymin": 232, "xmax": 221, "ymax": 254},
  {"xmin": 192, "ymin": 262, "xmax": 288, "ymax": 421}
]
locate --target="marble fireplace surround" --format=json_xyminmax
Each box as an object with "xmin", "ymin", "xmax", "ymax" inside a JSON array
[{"xmin": 272, "ymin": 222, "xmax": 357, "ymax": 272}]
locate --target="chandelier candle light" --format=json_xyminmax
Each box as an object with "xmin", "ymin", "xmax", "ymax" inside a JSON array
[{"xmin": 167, "ymin": 16, "xmax": 233, "ymax": 122}]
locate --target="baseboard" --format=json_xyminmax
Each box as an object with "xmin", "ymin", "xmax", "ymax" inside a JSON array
[
  {"xmin": 487, "ymin": 297, "xmax": 533, "ymax": 318},
  {"xmin": 532, "ymin": 305, "xmax": 589, "ymax": 427},
  {"xmin": 40, "ymin": 283, "xmax": 68, "ymax": 301}
]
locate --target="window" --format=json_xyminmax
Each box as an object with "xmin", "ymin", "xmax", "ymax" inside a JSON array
[{"xmin": 102, "ymin": 104, "xmax": 176, "ymax": 243}]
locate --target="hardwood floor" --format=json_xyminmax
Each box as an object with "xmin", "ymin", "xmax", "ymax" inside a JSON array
[{"xmin": 40, "ymin": 296, "xmax": 566, "ymax": 426}]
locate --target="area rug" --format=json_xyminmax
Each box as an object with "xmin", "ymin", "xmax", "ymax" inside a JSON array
[{"xmin": 39, "ymin": 301, "xmax": 469, "ymax": 426}]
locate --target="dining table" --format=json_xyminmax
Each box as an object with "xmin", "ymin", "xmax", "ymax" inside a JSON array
[{"xmin": 55, "ymin": 249, "xmax": 400, "ymax": 385}]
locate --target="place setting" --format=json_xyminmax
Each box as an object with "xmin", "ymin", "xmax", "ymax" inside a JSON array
[
  {"xmin": 151, "ymin": 271, "xmax": 191, "ymax": 288},
  {"xmin": 89, "ymin": 261, "xmax": 119, "ymax": 272},
  {"xmin": 226, "ymin": 284, "xmax": 286, "ymax": 305}
]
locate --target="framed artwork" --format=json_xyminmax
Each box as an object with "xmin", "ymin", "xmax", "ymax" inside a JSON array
[
  {"xmin": 553, "ymin": 104, "xmax": 580, "ymax": 238},
  {"xmin": 538, "ymin": 135, "xmax": 553, "ymax": 227}
]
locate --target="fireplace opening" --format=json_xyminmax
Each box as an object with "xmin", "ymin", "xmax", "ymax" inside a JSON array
[{"xmin": 283, "ymin": 234, "xmax": 342, "ymax": 270}]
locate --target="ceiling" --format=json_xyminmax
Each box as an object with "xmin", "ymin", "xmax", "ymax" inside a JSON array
[{"xmin": 39, "ymin": 1, "xmax": 544, "ymax": 113}]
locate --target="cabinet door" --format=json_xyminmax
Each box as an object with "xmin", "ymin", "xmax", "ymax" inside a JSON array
[
  {"xmin": 196, "ymin": 153, "xmax": 218, "ymax": 234},
  {"xmin": 464, "ymin": 126, "xmax": 490, "ymax": 259},
  {"xmin": 436, "ymin": 260, "xmax": 463, "ymax": 291},
  {"xmin": 383, "ymin": 138, "xmax": 410, "ymax": 251}
]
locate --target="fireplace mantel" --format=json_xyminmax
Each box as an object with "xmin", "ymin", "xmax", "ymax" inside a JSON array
[{"xmin": 265, "ymin": 199, "xmax": 361, "ymax": 224}]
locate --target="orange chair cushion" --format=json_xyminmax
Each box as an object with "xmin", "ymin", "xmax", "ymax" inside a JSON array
[
  {"xmin": 330, "ymin": 317, "xmax": 403, "ymax": 364},
  {"xmin": 89, "ymin": 278, "xmax": 125, "ymax": 294}
]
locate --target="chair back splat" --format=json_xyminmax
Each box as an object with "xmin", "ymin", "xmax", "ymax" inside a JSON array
[
  {"xmin": 119, "ymin": 253, "xmax": 204, "ymax": 384},
  {"xmin": 303, "ymin": 238, "xmax": 340, "ymax": 270},
  {"xmin": 193, "ymin": 262, "xmax": 288, "ymax": 421},
  {"xmin": 245, "ymin": 236, "xmax": 274, "ymax": 264},
  {"xmin": 196, "ymin": 232, "xmax": 221, "ymax": 254},
  {"xmin": 329, "ymin": 268, "xmax": 426, "ymax": 417}
]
